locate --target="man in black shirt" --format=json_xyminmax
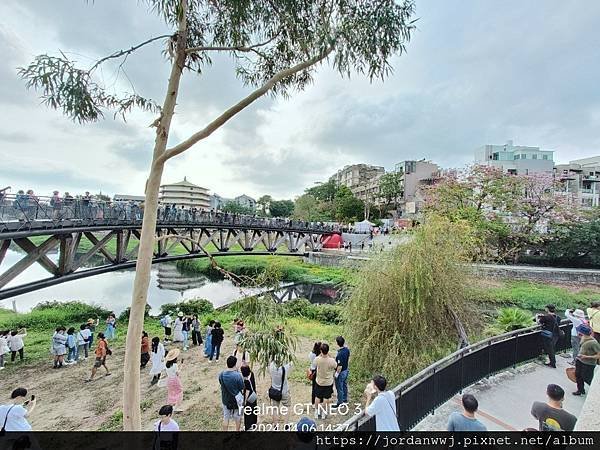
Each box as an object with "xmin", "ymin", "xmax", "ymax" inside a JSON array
[{"xmin": 537, "ymin": 304, "xmax": 560, "ymax": 368}]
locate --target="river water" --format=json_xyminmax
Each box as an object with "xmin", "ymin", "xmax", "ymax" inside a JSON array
[{"xmin": 0, "ymin": 250, "xmax": 340, "ymax": 314}]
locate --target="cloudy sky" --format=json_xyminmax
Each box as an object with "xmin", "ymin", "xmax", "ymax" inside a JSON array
[{"xmin": 1, "ymin": 0, "xmax": 599, "ymax": 200}]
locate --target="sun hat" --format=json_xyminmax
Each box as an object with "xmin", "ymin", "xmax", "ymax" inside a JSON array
[
  {"xmin": 87, "ymin": 318, "xmax": 95, "ymax": 324},
  {"xmin": 165, "ymin": 348, "xmax": 180, "ymax": 361},
  {"xmin": 573, "ymin": 309, "xmax": 586, "ymax": 319},
  {"xmin": 177, "ymin": 311, "xmax": 184, "ymax": 317},
  {"xmin": 576, "ymin": 324, "xmax": 593, "ymax": 336}
]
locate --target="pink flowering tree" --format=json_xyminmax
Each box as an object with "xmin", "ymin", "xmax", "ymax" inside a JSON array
[{"xmin": 424, "ymin": 166, "xmax": 580, "ymax": 262}]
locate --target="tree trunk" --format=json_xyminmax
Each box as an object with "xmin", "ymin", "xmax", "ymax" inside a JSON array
[
  {"xmin": 122, "ymin": 164, "xmax": 163, "ymax": 430},
  {"xmin": 122, "ymin": 0, "xmax": 187, "ymax": 431}
]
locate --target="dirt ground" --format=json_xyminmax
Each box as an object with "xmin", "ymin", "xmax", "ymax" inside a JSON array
[{"xmin": 0, "ymin": 329, "xmax": 358, "ymax": 431}]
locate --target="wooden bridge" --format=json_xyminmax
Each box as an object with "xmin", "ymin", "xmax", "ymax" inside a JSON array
[{"xmin": 0, "ymin": 216, "xmax": 331, "ymax": 299}]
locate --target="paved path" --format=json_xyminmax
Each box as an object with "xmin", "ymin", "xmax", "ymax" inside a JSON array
[{"xmin": 415, "ymin": 352, "xmax": 586, "ymax": 431}]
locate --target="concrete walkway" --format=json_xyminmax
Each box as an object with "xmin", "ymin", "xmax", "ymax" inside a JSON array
[{"xmin": 415, "ymin": 353, "xmax": 586, "ymax": 431}]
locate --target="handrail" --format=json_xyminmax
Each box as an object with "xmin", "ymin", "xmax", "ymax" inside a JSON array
[
  {"xmin": 340, "ymin": 320, "xmax": 570, "ymax": 431},
  {"xmin": 0, "ymin": 193, "xmax": 335, "ymax": 235}
]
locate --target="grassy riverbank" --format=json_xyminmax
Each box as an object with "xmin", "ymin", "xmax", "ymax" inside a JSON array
[
  {"xmin": 469, "ymin": 280, "xmax": 600, "ymax": 310},
  {"xmin": 0, "ymin": 300, "xmax": 348, "ymax": 431},
  {"xmin": 177, "ymin": 256, "xmax": 355, "ymax": 286}
]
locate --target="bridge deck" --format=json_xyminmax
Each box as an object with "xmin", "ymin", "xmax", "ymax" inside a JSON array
[{"xmin": 414, "ymin": 353, "xmax": 585, "ymax": 431}]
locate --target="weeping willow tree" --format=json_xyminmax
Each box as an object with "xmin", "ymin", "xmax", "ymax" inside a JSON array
[
  {"xmin": 231, "ymin": 262, "xmax": 298, "ymax": 375},
  {"xmin": 344, "ymin": 217, "xmax": 478, "ymax": 383}
]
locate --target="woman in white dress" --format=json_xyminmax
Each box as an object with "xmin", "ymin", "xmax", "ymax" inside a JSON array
[
  {"xmin": 173, "ymin": 312, "xmax": 184, "ymax": 343},
  {"xmin": 149, "ymin": 337, "xmax": 166, "ymax": 385}
]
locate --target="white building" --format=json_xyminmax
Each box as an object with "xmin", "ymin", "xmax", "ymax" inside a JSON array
[
  {"xmin": 555, "ymin": 156, "xmax": 600, "ymax": 208},
  {"xmin": 209, "ymin": 193, "xmax": 229, "ymax": 211},
  {"xmin": 159, "ymin": 177, "xmax": 210, "ymax": 209},
  {"xmin": 113, "ymin": 194, "xmax": 145, "ymax": 202},
  {"xmin": 474, "ymin": 140, "xmax": 554, "ymax": 175},
  {"xmin": 234, "ymin": 194, "xmax": 256, "ymax": 210}
]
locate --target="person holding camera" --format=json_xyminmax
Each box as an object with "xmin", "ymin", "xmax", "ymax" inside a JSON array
[
  {"xmin": 0, "ymin": 388, "xmax": 36, "ymax": 431},
  {"xmin": 364, "ymin": 375, "xmax": 399, "ymax": 432},
  {"xmin": 536, "ymin": 304, "xmax": 561, "ymax": 368}
]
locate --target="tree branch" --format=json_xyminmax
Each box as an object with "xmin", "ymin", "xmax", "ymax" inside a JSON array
[
  {"xmin": 155, "ymin": 47, "xmax": 333, "ymax": 166},
  {"xmin": 90, "ymin": 34, "xmax": 173, "ymax": 72},
  {"xmin": 185, "ymin": 33, "xmax": 279, "ymax": 54}
]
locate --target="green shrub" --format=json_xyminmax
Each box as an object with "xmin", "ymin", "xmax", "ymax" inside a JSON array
[
  {"xmin": 312, "ymin": 304, "xmax": 342, "ymax": 324},
  {"xmin": 283, "ymin": 298, "xmax": 313, "ymax": 317},
  {"xmin": 494, "ymin": 307, "xmax": 533, "ymax": 332},
  {"xmin": 118, "ymin": 304, "xmax": 152, "ymax": 322},
  {"xmin": 0, "ymin": 301, "xmax": 111, "ymax": 330},
  {"xmin": 281, "ymin": 298, "xmax": 342, "ymax": 324},
  {"xmin": 159, "ymin": 298, "xmax": 214, "ymax": 317}
]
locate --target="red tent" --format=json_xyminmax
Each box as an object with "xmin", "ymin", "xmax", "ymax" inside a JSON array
[{"xmin": 321, "ymin": 233, "xmax": 343, "ymax": 249}]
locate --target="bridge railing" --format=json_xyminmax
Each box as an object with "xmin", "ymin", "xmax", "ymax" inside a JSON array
[
  {"xmin": 341, "ymin": 321, "xmax": 572, "ymax": 431},
  {"xmin": 0, "ymin": 193, "xmax": 334, "ymax": 233}
]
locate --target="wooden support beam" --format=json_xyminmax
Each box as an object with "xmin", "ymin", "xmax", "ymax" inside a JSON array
[
  {"xmin": 76, "ymin": 232, "xmax": 117, "ymax": 268},
  {"xmin": 14, "ymin": 237, "xmax": 60, "ymax": 275},
  {"xmin": 0, "ymin": 240, "xmax": 10, "ymax": 266},
  {"xmin": 58, "ymin": 234, "xmax": 77, "ymax": 274},
  {"xmin": 0, "ymin": 236, "xmax": 59, "ymax": 288}
]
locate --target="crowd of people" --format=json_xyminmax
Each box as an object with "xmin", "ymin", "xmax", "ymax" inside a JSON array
[
  {"xmin": 0, "ymin": 187, "xmax": 334, "ymax": 232},
  {"xmin": 2, "ymin": 300, "xmax": 600, "ymax": 435},
  {"xmin": 537, "ymin": 302, "xmax": 600, "ymax": 397}
]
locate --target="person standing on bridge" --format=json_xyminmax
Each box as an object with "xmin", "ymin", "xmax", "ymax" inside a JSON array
[
  {"xmin": 447, "ymin": 394, "xmax": 487, "ymax": 431},
  {"xmin": 586, "ymin": 301, "xmax": 600, "ymax": 341},
  {"xmin": 565, "ymin": 308, "xmax": 586, "ymax": 365},
  {"xmin": 364, "ymin": 375, "xmax": 400, "ymax": 431},
  {"xmin": 50, "ymin": 190, "xmax": 62, "ymax": 220},
  {"xmin": 572, "ymin": 324, "xmax": 600, "ymax": 396},
  {"xmin": 531, "ymin": 384, "xmax": 577, "ymax": 431},
  {"xmin": 536, "ymin": 304, "xmax": 561, "ymax": 368}
]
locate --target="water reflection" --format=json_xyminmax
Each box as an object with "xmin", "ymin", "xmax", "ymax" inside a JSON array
[{"xmin": 1, "ymin": 250, "xmax": 341, "ymax": 314}]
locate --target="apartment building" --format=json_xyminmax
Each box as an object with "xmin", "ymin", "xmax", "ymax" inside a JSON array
[
  {"xmin": 395, "ymin": 160, "xmax": 440, "ymax": 216},
  {"xmin": 555, "ymin": 156, "xmax": 600, "ymax": 208},
  {"xmin": 234, "ymin": 194, "xmax": 257, "ymax": 210},
  {"xmin": 474, "ymin": 140, "xmax": 554, "ymax": 174},
  {"xmin": 330, "ymin": 164, "xmax": 385, "ymax": 190},
  {"xmin": 159, "ymin": 177, "xmax": 211, "ymax": 209}
]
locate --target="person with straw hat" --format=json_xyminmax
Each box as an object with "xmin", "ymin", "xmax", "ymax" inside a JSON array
[
  {"xmin": 165, "ymin": 349, "xmax": 184, "ymax": 411},
  {"xmin": 86, "ymin": 318, "xmax": 99, "ymax": 349},
  {"xmin": 565, "ymin": 308, "xmax": 587, "ymax": 365}
]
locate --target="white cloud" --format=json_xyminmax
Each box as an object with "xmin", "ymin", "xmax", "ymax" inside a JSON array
[{"xmin": 1, "ymin": 0, "xmax": 600, "ymax": 200}]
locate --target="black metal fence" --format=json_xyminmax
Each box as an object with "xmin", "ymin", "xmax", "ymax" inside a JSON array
[{"xmin": 342, "ymin": 321, "xmax": 572, "ymax": 431}]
